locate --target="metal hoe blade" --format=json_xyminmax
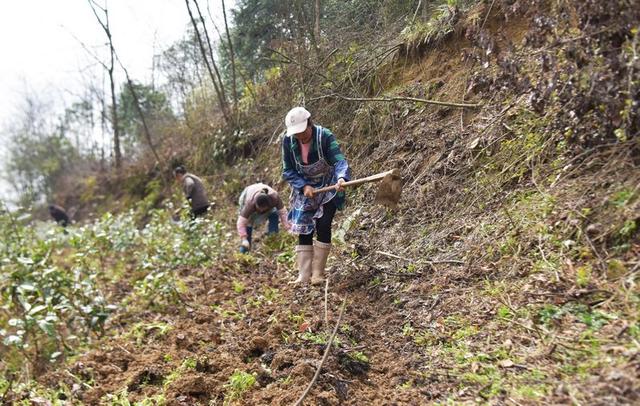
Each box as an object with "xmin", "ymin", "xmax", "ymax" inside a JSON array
[{"xmin": 374, "ymin": 168, "xmax": 402, "ymax": 209}]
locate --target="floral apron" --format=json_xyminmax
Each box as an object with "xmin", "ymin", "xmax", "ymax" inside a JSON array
[{"xmin": 288, "ymin": 126, "xmax": 338, "ymax": 235}]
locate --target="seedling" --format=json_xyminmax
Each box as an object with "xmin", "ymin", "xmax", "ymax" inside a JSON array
[
  {"xmin": 232, "ymin": 280, "xmax": 245, "ymax": 294},
  {"xmin": 224, "ymin": 370, "xmax": 256, "ymax": 404},
  {"xmin": 349, "ymin": 351, "xmax": 369, "ymax": 363}
]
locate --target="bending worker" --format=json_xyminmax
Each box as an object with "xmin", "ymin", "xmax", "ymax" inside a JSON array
[
  {"xmin": 173, "ymin": 165, "xmax": 210, "ymax": 218},
  {"xmin": 281, "ymin": 107, "xmax": 351, "ymax": 285},
  {"xmin": 237, "ymin": 183, "xmax": 290, "ymax": 253},
  {"xmin": 48, "ymin": 204, "xmax": 70, "ymax": 227}
]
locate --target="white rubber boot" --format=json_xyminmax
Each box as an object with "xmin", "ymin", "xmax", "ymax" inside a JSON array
[
  {"xmin": 291, "ymin": 245, "xmax": 313, "ymax": 284},
  {"xmin": 311, "ymin": 240, "xmax": 331, "ymax": 285}
]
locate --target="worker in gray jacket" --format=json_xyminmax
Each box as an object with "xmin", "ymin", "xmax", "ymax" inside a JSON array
[{"xmin": 173, "ymin": 165, "xmax": 210, "ymax": 218}]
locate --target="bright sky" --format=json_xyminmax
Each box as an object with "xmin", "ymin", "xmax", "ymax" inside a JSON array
[{"xmin": 0, "ymin": 0, "xmax": 232, "ymax": 203}]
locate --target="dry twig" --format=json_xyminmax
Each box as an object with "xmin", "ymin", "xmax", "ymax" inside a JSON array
[
  {"xmin": 293, "ymin": 298, "xmax": 347, "ymax": 406},
  {"xmin": 308, "ymin": 93, "xmax": 481, "ymax": 108}
]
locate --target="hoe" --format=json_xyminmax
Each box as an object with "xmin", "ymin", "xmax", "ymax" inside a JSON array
[{"xmin": 314, "ymin": 169, "xmax": 403, "ymax": 208}]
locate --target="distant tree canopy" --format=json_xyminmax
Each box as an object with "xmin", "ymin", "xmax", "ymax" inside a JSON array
[
  {"xmin": 117, "ymin": 82, "xmax": 173, "ymax": 154},
  {"xmin": 159, "ymin": 29, "xmax": 209, "ymax": 110},
  {"xmin": 5, "ymin": 99, "xmax": 79, "ymax": 207},
  {"xmin": 229, "ymin": 0, "xmax": 421, "ymax": 81}
]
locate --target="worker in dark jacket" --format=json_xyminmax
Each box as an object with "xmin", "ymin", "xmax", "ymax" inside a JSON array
[
  {"xmin": 48, "ymin": 204, "xmax": 70, "ymax": 227},
  {"xmin": 173, "ymin": 166, "xmax": 210, "ymax": 218}
]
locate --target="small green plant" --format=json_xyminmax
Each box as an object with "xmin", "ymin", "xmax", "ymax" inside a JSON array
[
  {"xmin": 224, "ymin": 370, "xmax": 256, "ymax": 404},
  {"xmin": 572, "ymin": 306, "xmax": 616, "ymax": 330},
  {"xmin": 414, "ymin": 330, "xmax": 435, "ymax": 347},
  {"xmin": 127, "ymin": 322, "xmax": 172, "ymax": 345},
  {"xmin": 349, "ymin": 351, "xmax": 369, "ymax": 363},
  {"xmin": 402, "ymin": 323, "xmax": 415, "ymax": 337},
  {"xmin": 482, "ymin": 279, "xmax": 507, "ymax": 297},
  {"xmin": 537, "ymin": 304, "xmax": 564, "ymax": 327},
  {"xmin": 288, "ymin": 311, "xmax": 306, "ymax": 326},
  {"xmin": 262, "ymin": 287, "xmax": 281, "ymax": 303},
  {"xmin": 497, "ymin": 305, "xmax": 513, "ymax": 319},
  {"xmin": 514, "ymin": 384, "xmax": 549, "ymax": 400},
  {"xmin": 103, "ymin": 389, "xmax": 132, "ymax": 405},
  {"xmin": 279, "ymin": 375, "xmax": 292, "ymax": 385},
  {"xmin": 398, "ymin": 380, "xmax": 413, "ymax": 390},
  {"xmin": 182, "ymin": 357, "xmax": 197, "ymax": 370},
  {"xmin": 340, "ymin": 323, "xmax": 352, "ymax": 334},
  {"xmin": 452, "ymin": 325, "xmax": 478, "ymax": 341},
  {"xmin": 215, "ymin": 306, "xmax": 245, "ymax": 321},
  {"xmin": 461, "ymin": 366, "xmax": 503, "ymax": 399},
  {"xmin": 610, "ymin": 189, "xmax": 635, "ymax": 207},
  {"xmin": 163, "ymin": 356, "xmax": 198, "ymax": 390},
  {"xmin": 618, "ymin": 219, "xmax": 637, "ymax": 239},
  {"xmin": 232, "ymin": 280, "xmax": 245, "ymax": 294},
  {"xmin": 300, "ymin": 331, "xmax": 328, "ymax": 345},
  {"xmin": 537, "ymin": 303, "xmax": 615, "ymax": 331},
  {"xmin": 575, "ymin": 265, "xmax": 592, "ymax": 287}
]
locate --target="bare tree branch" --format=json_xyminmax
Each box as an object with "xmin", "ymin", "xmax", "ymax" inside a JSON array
[
  {"xmin": 114, "ymin": 54, "xmax": 168, "ymax": 184},
  {"xmin": 185, "ymin": 0, "xmax": 230, "ymax": 123},
  {"xmin": 314, "ymin": 0, "xmax": 321, "ymax": 50},
  {"xmin": 87, "ymin": 0, "xmax": 122, "ymax": 171},
  {"xmin": 221, "ymin": 0, "xmax": 239, "ymax": 125},
  {"xmin": 308, "ymin": 93, "xmax": 481, "ymax": 108},
  {"xmin": 206, "ymin": 3, "xmax": 258, "ymax": 103},
  {"xmin": 192, "ymin": 0, "xmax": 228, "ymax": 104}
]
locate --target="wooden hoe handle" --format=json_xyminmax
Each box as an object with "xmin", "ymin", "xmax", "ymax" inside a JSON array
[{"xmin": 313, "ymin": 170, "xmax": 395, "ymax": 194}]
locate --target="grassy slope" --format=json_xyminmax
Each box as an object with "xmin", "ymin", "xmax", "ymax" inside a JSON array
[{"xmin": 18, "ymin": 1, "xmax": 639, "ymax": 405}]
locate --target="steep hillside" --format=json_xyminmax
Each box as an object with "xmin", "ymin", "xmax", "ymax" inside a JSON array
[{"xmin": 2, "ymin": 1, "xmax": 638, "ymax": 405}]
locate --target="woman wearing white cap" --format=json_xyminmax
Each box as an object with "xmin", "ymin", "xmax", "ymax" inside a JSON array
[{"xmin": 281, "ymin": 107, "xmax": 351, "ymax": 285}]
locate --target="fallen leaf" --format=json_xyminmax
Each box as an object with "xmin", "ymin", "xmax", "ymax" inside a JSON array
[{"xmin": 498, "ymin": 359, "xmax": 514, "ymax": 368}]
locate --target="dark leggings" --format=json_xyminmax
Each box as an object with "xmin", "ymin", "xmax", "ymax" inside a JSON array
[
  {"xmin": 299, "ymin": 199, "xmax": 337, "ymax": 245},
  {"xmin": 191, "ymin": 204, "xmax": 210, "ymax": 219}
]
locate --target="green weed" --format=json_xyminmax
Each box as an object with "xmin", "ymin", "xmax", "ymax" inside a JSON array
[
  {"xmin": 513, "ymin": 384, "xmax": 549, "ymax": 399},
  {"xmin": 369, "ymin": 276, "xmax": 382, "ymax": 287},
  {"xmin": 349, "ymin": 351, "xmax": 369, "ymax": 363},
  {"xmin": 224, "ymin": 370, "xmax": 256, "ymax": 404},
  {"xmin": 497, "ymin": 305, "xmax": 513, "ymax": 319},
  {"xmin": 300, "ymin": 331, "xmax": 328, "ymax": 345},
  {"xmin": 126, "ymin": 322, "xmax": 172, "ymax": 346},
  {"xmin": 232, "ymin": 280, "xmax": 245, "ymax": 294},
  {"xmin": 610, "ymin": 189, "xmax": 635, "ymax": 207},
  {"xmin": 576, "ymin": 265, "xmax": 592, "ymax": 287},
  {"xmin": 402, "ymin": 323, "xmax": 415, "ymax": 337}
]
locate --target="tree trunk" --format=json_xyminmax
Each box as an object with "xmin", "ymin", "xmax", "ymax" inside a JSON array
[
  {"xmin": 88, "ymin": 0, "xmax": 122, "ymax": 171},
  {"xmin": 118, "ymin": 61, "xmax": 166, "ymax": 182},
  {"xmin": 186, "ymin": 0, "xmax": 230, "ymax": 124},
  {"xmin": 314, "ymin": 0, "xmax": 321, "ymax": 49},
  {"xmin": 221, "ymin": 0, "xmax": 239, "ymax": 125},
  {"xmin": 108, "ymin": 63, "xmax": 121, "ymax": 171}
]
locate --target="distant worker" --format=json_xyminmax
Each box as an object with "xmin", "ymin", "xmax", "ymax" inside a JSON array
[
  {"xmin": 173, "ymin": 165, "xmax": 210, "ymax": 218},
  {"xmin": 281, "ymin": 107, "xmax": 351, "ymax": 285},
  {"xmin": 48, "ymin": 204, "xmax": 70, "ymax": 227},
  {"xmin": 237, "ymin": 183, "xmax": 290, "ymax": 253}
]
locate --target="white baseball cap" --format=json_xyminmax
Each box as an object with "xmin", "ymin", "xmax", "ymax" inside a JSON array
[{"xmin": 285, "ymin": 107, "xmax": 311, "ymax": 136}]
